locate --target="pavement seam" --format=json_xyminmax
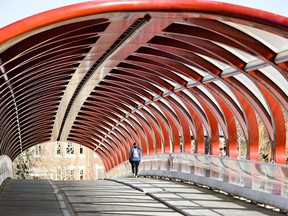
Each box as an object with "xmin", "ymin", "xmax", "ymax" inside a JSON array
[
  {"xmin": 48, "ymin": 180, "xmax": 75, "ymax": 216},
  {"xmin": 146, "ymin": 192, "xmax": 191, "ymax": 216},
  {"xmin": 105, "ymin": 178, "xmax": 144, "ymax": 192},
  {"xmin": 106, "ymin": 178, "xmax": 190, "ymax": 216}
]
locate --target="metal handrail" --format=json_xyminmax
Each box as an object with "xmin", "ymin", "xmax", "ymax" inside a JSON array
[{"xmin": 107, "ymin": 153, "xmax": 288, "ymax": 211}]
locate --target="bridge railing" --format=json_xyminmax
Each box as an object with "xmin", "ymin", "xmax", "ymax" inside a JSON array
[
  {"xmin": 107, "ymin": 153, "xmax": 288, "ymax": 211},
  {"xmin": 0, "ymin": 155, "xmax": 13, "ymax": 187}
]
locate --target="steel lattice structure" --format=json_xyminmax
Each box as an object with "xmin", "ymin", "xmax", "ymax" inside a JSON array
[{"xmin": 0, "ymin": 0, "xmax": 287, "ymax": 171}]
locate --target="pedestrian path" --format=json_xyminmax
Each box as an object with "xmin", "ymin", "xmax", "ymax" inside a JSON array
[
  {"xmin": 0, "ymin": 179, "xmax": 72, "ymax": 216},
  {"xmin": 112, "ymin": 177, "xmax": 286, "ymax": 216},
  {"xmin": 55, "ymin": 179, "xmax": 181, "ymax": 215},
  {"xmin": 0, "ymin": 178, "xmax": 286, "ymax": 216}
]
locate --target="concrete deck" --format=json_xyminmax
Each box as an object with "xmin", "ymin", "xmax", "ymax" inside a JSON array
[
  {"xmin": 54, "ymin": 179, "xmax": 181, "ymax": 216},
  {"xmin": 0, "ymin": 178, "xmax": 286, "ymax": 216},
  {"xmin": 0, "ymin": 179, "xmax": 72, "ymax": 216},
  {"xmin": 111, "ymin": 178, "xmax": 287, "ymax": 216}
]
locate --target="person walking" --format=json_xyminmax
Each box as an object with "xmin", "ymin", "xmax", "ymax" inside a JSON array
[{"xmin": 129, "ymin": 142, "xmax": 142, "ymax": 177}]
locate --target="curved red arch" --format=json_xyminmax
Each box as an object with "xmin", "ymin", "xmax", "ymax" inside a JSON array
[{"xmin": 0, "ymin": 0, "xmax": 287, "ymax": 170}]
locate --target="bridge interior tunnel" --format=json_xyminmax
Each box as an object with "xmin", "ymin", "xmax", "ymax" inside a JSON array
[{"xmin": 0, "ymin": 0, "xmax": 287, "ymax": 172}]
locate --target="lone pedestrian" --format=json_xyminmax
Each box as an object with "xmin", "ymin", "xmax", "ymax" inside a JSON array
[{"xmin": 129, "ymin": 142, "xmax": 141, "ymax": 177}]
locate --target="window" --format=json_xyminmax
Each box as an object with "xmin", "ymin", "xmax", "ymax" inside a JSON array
[
  {"xmin": 70, "ymin": 170, "xmax": 75, "ymax": 180},
  {"xmin": 66, "ymin": 142, "xmax": 74, "ymax": 155},
  {"xmin": 80, "ymin": 169, "xmax": 84, "ymax": 180},
  {"xmin": 65, "ymin": 169, "xmax": 75, "ymax": 180},
  {"xmin": 79, "ymin": 145, "xmax": 84, "ymax": 155},
  {"xmin": 56, "ymin": 142, "xmax": 61, "ymax": 155},
  {"xmin": 35, "ymin": 145, "xmax": 43, "ymax": 155}
]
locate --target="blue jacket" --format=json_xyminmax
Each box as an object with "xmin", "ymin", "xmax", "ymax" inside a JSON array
[{"xmin": 129, "ymin": 147, "xmax": 141, "ymax": 162}]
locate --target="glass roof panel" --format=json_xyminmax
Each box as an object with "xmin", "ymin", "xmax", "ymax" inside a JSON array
[
  {"xmin": 214, "ymin": 80, "xmax": 243, "ymax": 111},
  {"xmin": 149, "ymin": 100, "xmax": 168, "ymax": 117},
  {"xmin": 259, "ymin": 66, "xmax": 288, "ymax": 97},
  {"xmin": 185, "ymin": 64, "xmax": 210, "ymax": 78},
  {"xmin": 171, "ymin": 93, "xmax": 190, "ymax": 112},
  {"xmin": 129, "ymin": 114, "xmax": 141, "ymax": 124},
  {"xmin": 161, "ymin": 77, "xmax": 178, "ymax": 87},
  {"xmin": 139, "ymin": 88, "xmax": 159, "ymax": 98},
  {"xmin": 175, "ymin": 71, "xmax": 198, "ymax": 83},
  {"xmin": 214, "ymin": 42, "xmax": 257, "ymax": 62},
  {"xmin": 182, "ymin": 89, "xmax": 202, "ymax": 108},
  {"xmin": 223, "ymin": 21, "xmax": 288, "ymax": 53},
  {"xmin": 197, "ymin": 85, "xmax": 221, "ymax": 111},
  {"xmin": 160, "ymin": 97, "xmax": 175, "ymax": 112},
  {"xmin": 234, "ymin": 73, "xmax": 271, "ymax": 115},
  {"xmin": 196, "ymin": 53, "xmax": 231, "ymax": 70},
  {"xmin": 150, "ymin": 82, "xmax": 169, "ymax": 93}
]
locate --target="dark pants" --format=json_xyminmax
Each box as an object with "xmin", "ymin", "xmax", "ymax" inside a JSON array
[{"xmin": 131, "ymin": 161, "xmax": 140, "ymax": 175}]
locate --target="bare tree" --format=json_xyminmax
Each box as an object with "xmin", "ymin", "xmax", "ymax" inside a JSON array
[
  {"xmin": 32, "ymin": 142, "xmax": 80, "ymax": 180},
  {"xmin": 13, "ymin": 149, "xmax": 35, "ymax": 179}
]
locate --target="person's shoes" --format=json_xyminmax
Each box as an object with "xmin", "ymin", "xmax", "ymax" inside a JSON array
[
  {"xmin": 132, "ymin": 173, "xmax": 135, "ymax": 178},
  {"xmin": 135, "ymin": 175, "xmax": 138, "ymax": 178}
]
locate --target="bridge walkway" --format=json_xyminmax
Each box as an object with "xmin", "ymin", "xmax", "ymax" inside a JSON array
[
  {"xmin": 0, "ymin": 179, "xmax": 69, "ymax": 216},
  {"xmin": 0, "ymin": 178, "xmax": 286, "ymax": 216},
  {"xmin": 56, "ymin": 177, "xmax": 285, "ymax": 216}
]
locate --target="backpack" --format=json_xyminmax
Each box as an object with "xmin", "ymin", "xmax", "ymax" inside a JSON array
[{"xmin": 132, "ymin": 148, "xmax": 139, "ymax": 158}]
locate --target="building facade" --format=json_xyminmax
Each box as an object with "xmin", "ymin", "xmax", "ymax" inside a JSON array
[{"xmin": 30, "ymin": 141, "xmax": 105, "ymax": 180}]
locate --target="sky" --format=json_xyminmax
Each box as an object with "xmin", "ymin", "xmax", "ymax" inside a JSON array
[{"xmin": 0, "ymin": 0, "xmax": 287, "ymax": 28}]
